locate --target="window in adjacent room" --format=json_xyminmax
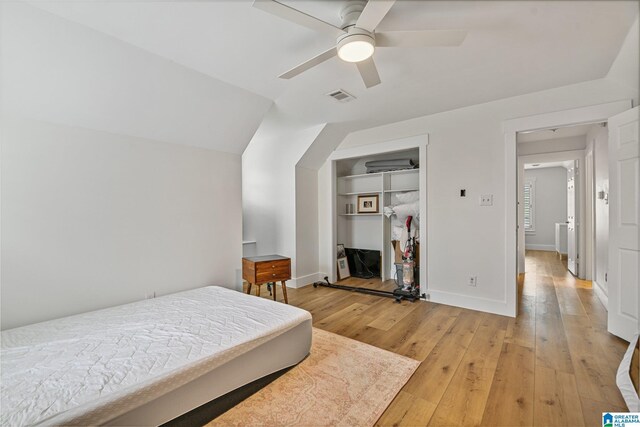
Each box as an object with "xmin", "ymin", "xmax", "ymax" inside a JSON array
[{"xmin": 524, "ymin": 180, "xmax": 535, "ymax": 232}]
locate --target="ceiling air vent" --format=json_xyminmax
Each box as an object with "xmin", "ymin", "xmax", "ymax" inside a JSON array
[{"xmin": 327, "ymin": 89, "xmax": 356, "ymax": 103}]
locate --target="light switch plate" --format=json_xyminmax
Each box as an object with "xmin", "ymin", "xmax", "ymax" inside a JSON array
[{"xmin": 480, "ymin": 194, "xmax": 493, "ymax": 206}]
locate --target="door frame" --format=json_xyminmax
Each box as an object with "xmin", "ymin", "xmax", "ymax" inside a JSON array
[
  {"xmin": 584, "ymin": 146, "xmax": 595, "ymax": 281},
  {"xmin": 503, "ymin": 100, "xmax": 631, "ymax": 316},
  {"xmin": 327, "ymin": 134, "xmax": 429, "ymax": 293}
]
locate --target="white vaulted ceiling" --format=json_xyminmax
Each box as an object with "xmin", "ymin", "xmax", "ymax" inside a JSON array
[{"xmin": 8, "ymin": 0, "xmax": 639, "ymax": 151}]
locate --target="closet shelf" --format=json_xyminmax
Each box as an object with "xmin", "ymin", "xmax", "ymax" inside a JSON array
[
  {"xmin": 338, "ymin": 172, "xmax": 383, "ymax": 179},
  {"xmin": 338, "ymin": 191, "xmax": 382, "ymax": 196},
  {"xmin": 338, "ymin": 168, "xmax": 419, "ymax": 180},
  {"xmin": 384, "ymin": 188, "xmax": 419, "ymax": 193}
]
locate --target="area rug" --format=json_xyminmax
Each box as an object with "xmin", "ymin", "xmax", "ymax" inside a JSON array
[{"xmin": 207, "ymin": 328, "xmax": 419, "ymax": 427}]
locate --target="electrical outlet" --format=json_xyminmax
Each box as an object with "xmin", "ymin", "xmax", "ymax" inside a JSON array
[
  {"xmin": 468, "ymin": 276, "xmax": 477, "ymax": 287},
  {"xmin": 480, "ymin": 194, "xmax": 493, "ymax": 206}
]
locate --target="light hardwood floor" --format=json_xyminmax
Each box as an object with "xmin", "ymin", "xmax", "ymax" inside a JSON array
[
  {"xmin": 245, "ymin": 250, "xmax": 629, "ymax": 426},
  {"xmin": 335, "ymin": 275, "xmax": 399, "ymax": 292}
]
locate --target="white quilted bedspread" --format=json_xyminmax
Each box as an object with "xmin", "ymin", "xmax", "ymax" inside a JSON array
[{"xmin": 1, "ymin": 286, "xmax": 311, "ymax": 426}]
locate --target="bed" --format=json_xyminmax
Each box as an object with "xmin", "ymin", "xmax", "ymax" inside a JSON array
[{"xmin": 1, "ymin": 286, "xmax": 312, "ymax": 426}]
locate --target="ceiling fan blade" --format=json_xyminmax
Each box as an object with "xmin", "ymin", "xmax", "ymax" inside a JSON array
[
  {"xmin": 279, "ymin": 47, "xmax": 338, "ymax": 79},
  {"xmin": 253, "ymin": 0, "xmax": 345, "ymax": 37},
  {"xmin": 355, "ymin": 0, "xmax": 396, "ymax": 32},
  {"xmin": 356, "ymin": 57, "xmax": 381, "ymax": 88},
  {"xmin": 376, "ymin": 30, "xmax": 468, "ymax": 47}
]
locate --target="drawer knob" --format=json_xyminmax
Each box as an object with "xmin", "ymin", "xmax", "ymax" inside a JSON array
[
  {"xmin": 272, "ymin": 265, "xmax": 276, "ymax": 268},
  {"xmin": 272, "ymin": 273, "xmax": 276, "ymax": 276}
]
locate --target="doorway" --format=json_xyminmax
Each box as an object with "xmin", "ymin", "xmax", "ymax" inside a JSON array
[
  {"xmin": 522, "ymin": 160, "xmax": 574, "ymax": 274},
  {"xmin": 503, "ymin": 100, "xmax": 631, "ymax": 318},
  {"xmin": 516, "ymin": 121, "xmax": 614, "ymax": 308},
  {"xmin": 504, "ymin": 101, "xmax": 638, "ymax": 344}
]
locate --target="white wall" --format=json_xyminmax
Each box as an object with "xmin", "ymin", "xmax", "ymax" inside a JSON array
[
  {"xmin": 517, "ymin": 135, "xmax": 586, "ymax": 156},
  {"xmin": 1, "ymin": 116, "xmax": 243, "ymax": 329},
  {"xmin": 318, "ymin": 160, "xmax": 333, "ymax": 278},
  {"xmin": 524, "ymin": 167, "xmax": 567, "ymax": 251},
  {"xmin": 606, "ymin": 15, "xmax": 639, "ymax": 104},
  {"xmin": 319, "ymin": 78, "xmax": 635, "ymax": 316},
  {"xmin": 295, "ymin": 166, "xmax": 320, "ymax": 283},
  {"xmin": 0, "ymin": 2, "xmax": 259, "ymax": 330},
  {"xmin": 242, "ymin": 107, "xmax": 325, "ymax": 286},
  {"xmin": 587, "ymin": 124, "xmax": 610, "ymax": 297}
]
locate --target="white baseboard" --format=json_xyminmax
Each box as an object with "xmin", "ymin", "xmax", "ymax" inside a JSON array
[
  {"xmin": 592, "ymin": 280, "xmax": 608, "ymax": 309},
  {"xmin": 426, "ymin": 289, "xmax": 514, "ymax": 318},
  {"xmin": 524, "ymin": 244, "xmax": 556, "ymax": 251},
  {"xmin": 288, "ymin": 272, "xmax": 324, "ymax": 288}
]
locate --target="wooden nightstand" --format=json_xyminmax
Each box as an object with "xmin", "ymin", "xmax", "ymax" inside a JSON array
[{"xmin": 242, "ymin": 255, "xmax": 291, "ymax": 304}]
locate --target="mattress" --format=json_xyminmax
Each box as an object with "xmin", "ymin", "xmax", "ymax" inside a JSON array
[{"xmin": 1, "ymin": 286, "xmax": 312, "ymax": 426}]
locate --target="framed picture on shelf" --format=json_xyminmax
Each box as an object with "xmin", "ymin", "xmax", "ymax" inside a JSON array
[
  {"xmin": 357, "ymin": 194, "xmax": 379, "ymax": 213},
  {"xmin": 337, "ymin": 257, "xmax": 350, "ymax": 279},
  {"xmin": 337, "ymin": 243, "xmax": 346, "ymax": 259}
]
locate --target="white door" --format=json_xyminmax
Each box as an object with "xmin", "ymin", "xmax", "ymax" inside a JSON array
[
  {"xmin": 567, "ymin": 160, "xmax": 579, "ymax": 275},
  {"xmin": 608, "ymin": 107, "xmax": 639, "ymax": 343}
]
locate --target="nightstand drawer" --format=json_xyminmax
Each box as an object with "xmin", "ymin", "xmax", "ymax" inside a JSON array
[
  {"xmin": 256, "ymin": 269, "xmax": 289, "ymax": 282},
  {"xmin": 256, "ymin": 261, "xmax": 290, "ymax": 282},
  {"xmin": 255, "ymin": 259, "xmax": 290, "ymax": 272}
]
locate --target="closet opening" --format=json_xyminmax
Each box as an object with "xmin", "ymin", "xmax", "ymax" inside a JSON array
[{"xmin": 328, "ymin": 146, "xmax": 425, "ymax": 301}]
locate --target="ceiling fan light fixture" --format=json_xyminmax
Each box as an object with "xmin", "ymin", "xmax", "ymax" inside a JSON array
[{"xmin": 337, "ymin": 34, "xmax": 375, "ymax": 63}]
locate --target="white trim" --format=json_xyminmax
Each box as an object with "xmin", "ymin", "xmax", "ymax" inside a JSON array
[
  {"xmin": 505, "ymin": 129, "xmax": 518, "ymax": 317},
  {"xmin": 288, "ymin": 272, "xmax": 324, "ymax": 288},
  {"xmin": 592, "ymin": 280, "xmax": 609, "ymax": 308},
  {"xmin": 503, "ymin": 100, "xmax": 632, "ymax": 134},
  {"xmin": 418, "ymin": 138, "xmax": 428, "ymax": 295},
  {"xmin": 584, "ymin": 146, "xmax": 595, "ymax": 281},
  {"xmin": 504, "ymin": 100, "xmax": 632, "ymax": 318},
  {"xmin": 329, "ymin": 161, "xmax": 337, "ymax": 282},
  {"xmin": 427, "ymin": 289, "xmax": 510, "ymax": 317},
  {"xmin": 525, "ymin": 244, "xmax": 556, "ymax": 251}
]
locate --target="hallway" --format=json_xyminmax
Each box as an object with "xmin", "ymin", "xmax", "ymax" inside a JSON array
[{"xmin": 515, "ymin": 249, "xmax": 629, "ymax": 424}]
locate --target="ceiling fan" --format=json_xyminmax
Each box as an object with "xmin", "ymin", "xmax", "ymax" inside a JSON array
[{"xmin": 253, "ymin": 0, "xmax": 468, "ymax": 88}]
